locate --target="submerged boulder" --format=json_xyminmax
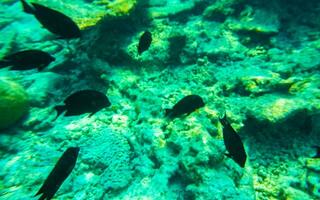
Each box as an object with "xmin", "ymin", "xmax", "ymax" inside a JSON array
[{"xmin": 0, "ymin": 78, "xmax": 28, "ymax": 130}]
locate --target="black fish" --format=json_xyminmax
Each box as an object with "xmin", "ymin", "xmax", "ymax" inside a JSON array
[
  {"xmin": 55, "ymin": 90, "xmax": 111, "ymax": 118},
  {"xmin": 0, "ymin": 50, "xmax": 55, "ymax": 71},
  {"xmin": 20, "ymin": 0, "xmax": 81, "ymax": 39},
  {"xmin": 165, "ymin": 95, "xmax": 205, "ymax": 119},
  {"xmin": 35, "ymin": 147, "xmax": 80, "ymax": 200},
  {"xmin": 219, "ymin": 114, "xmax": 247, "ymax": 168},
  {"xmin": 138, "ymin": 31, "xmax": 152, "ymax": 55},
  {"xmin": 312, "ymin": 146, "xmax": 320, "ymax": 158}
]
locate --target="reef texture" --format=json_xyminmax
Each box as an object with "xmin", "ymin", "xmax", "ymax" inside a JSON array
[{"xmin": 0, "ymin": 0, "xmax": 320, "ymax": 199}]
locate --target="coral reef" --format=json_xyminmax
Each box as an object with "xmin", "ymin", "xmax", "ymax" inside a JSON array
[
  {"xmin": 81, "ymin": 128, "xmax": 132, "ymax": 191},
  {"xmin": 0, "ymin": 0, "xmax": 320, "ymax": 199}
]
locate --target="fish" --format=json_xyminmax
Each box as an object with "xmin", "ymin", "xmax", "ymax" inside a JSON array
[
  {"xmin": 312, "ymin": 146, "xmax": 320, "ymax": 158},
  {"xmin": 35, "ymin": 147, "xmax": 80, "ymax": 200},
  {"xmin": 219, "ymin": 113, "xmax": 247, "ymax": 168},
  {"xmin": 0, "ymin": 50, "xmax": 55, "ymax": 71},
  {"xmin": 138, "ymin": 31, "xmax": 152, "ymax": 55},
  {"xmin": 20, "ymin": 0, "xmax": 81, "ymax": 39},
  {"xmin": 165, "ymin": 95, "xmax": 205, "ymax": 119},
  {"xmin": 55, "ymin": 90, "xmax": 111, "ymax": 118}
]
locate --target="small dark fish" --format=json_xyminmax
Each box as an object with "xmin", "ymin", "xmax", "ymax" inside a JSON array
[
  {"xmin": 0, "ymin": 50, "xmax": 55, "ymax": 71},
  {"xmin": 138, "ymin": 31, "xmax": 152, "ymax": 55},
  {"xmin": 219, "ymin": 114, "xmax": 247, "ymax": 168},
  {"xmin": 312, "ymin": 146, "xmax": 320, "ymax": 158},
  {"xmin": 55, "ymin": 90, "xmax": 111, "ymax": 118},
  {"xmin": 35, "ymin": 147, "xmax": 80, "ymax": 200},
  {"xmin": 21, "ymin": 0, "xmax": 81, "ymax": 39},
  {"xmin": 165, "ymin": 95, "xmax": 205, "ymax": 119}
]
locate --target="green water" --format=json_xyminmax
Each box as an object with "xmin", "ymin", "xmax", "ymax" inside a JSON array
[{"xmin": 0, "ymin": 0, "xmax": 319, "ymax": 199}]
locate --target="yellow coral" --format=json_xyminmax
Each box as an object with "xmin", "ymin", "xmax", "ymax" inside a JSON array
[
  {"xmin": 75, "ymin": 12, "xmax": 106, "ymax": 30},
  {"xmin": 107, "ymin": 0, "xmax": 137, "ymax": 16},
  {"xmin": 95, "ymin": 0, "xmax": 137, "ymax": 16},
  {"xmin": 289, "ymin": 79, "xmax": 311, "ymax": 94},
  {"xmin": 30, "ymin": 0, "xmax": 137, "ymax": 30},
  {"xmin": 262, "ymin": 98, "xmax": 295, "ymax": 123}
]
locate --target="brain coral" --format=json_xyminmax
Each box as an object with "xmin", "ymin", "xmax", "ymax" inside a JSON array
[
  {"xmin": 0, "ymin": 78, "xmax": 28, "ymax": 130},
  {"xmin": 81, "ymin": 128, "xmax": 132, "ymax": 190}
]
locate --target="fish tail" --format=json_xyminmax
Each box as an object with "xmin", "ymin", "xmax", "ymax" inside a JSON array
[
  {"xmin": 313, "ymin": 145, "xmax": 320, "ymax": 150},
  {"xmin": 312, "ymin": 146, "xmax": 320, "ymax": 158},
  {"xmin": 0, "ymin": 60, "xmax": 9, "ymax": 68},
  {"xmin": 165, "ymin": 109, "xmax": 172, "ymax": 117},
  {"xmin": 34, "ymin": 188, "xmax": 44, "ymax": 200},
  {"xmin": 219, "ymin": 112, "xmax": 228, "ymax": 127},
  {"xmin": 37, "ymin": 194, "xmax": 46, "ymax": 200},
  {"xmin": 224, "ymin": 153, "xmax": 231, "ymax": 158},
  {"xmin": 20, "ymin": 0, "xmax": 35, "ymax": 14},
  {"xmin": 54, "ymin": 105, "xmax": 66, "ymax": 119}
]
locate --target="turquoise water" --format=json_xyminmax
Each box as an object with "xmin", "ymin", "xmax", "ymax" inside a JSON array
[{"xmin": 0, "ymin": 0, "xmax": 320, "ymax": 199}]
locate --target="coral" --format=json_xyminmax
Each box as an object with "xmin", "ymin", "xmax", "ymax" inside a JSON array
[
  {"xmin": 305, "ymin": 159, "xmax": 320, "ymax": 198},
  {"xmin": 106, "ymin": 0, "xmax": 137, "ymax": 16},
  {"xmin": 75, "ymin": 11, "xmax": 106, "ymax": 30},
  {"xmin": 0, "ymin": 0, "xmax": 319, "ymax": 199},
  {"xmin": 148, "ymin": 1, "xmax": 196, "ymax": 19},
  {"xmin": 245, "ymin": 96, "xmax": 309, "ymax": 124},
  {"xmin": 30, "ymin": 0, "xmax": 137, "ymax": 30},
  {"xmin": 280, "ymin": 187, "xmax": 312, "ymax": 200},
  {"xmin": 235, "ymin": 74, "xmax": 294, "ymax": 96},
  {"xmin": 0, "ymin": 78, "xmax": 28, "ymax": 130},
  {"xmin": 94, "ymin": 0, "xmax": 137, "ymax": 16},
  {"xmin": 81, "ymin": 128, "xmax": 132, "ymax": 190}
]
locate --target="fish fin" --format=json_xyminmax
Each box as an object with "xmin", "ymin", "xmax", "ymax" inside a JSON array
[
  {"xmin": 0, "ymin": 60, "xmax": 9, "ymax": 68},
  {"xmin": 37, "ymin": 64, "xmax": 47, "ymax": 71},
  {"xmin": 20, "ymin": 0, "xmax": 35, "ymax": 14},
  {"xmin": 219, "ymin": 112, "xmax": 228, "ymax": 127},
  {"xmin": 88, "ymin": 112, "xmax": 97, "ymax": 117},
  {"xmin": 185, "ymin": 112, "xmax": 190, "ymax": 116},
  {"xmin": 10, "ymin": 65, "xmax": 22, "ymax": 70},
  {"xmin": 312, "ymin": 146, "xmax": 320, "ymax": 158},
  {"xmin": 54, "ymin": 105, "xmax": 66, "ymax": 119},
  {"xmin": 225, "ymin": 153, "xmax": 231, "ymax": 158},
  {"xmin": 37, "ymin": 194, "xmax": 46, "ymax": 200}
]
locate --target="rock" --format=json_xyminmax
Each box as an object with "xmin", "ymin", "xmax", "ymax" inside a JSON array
[
  {"xmin": 149, "ymin": 1, "xmax": 196, "ymax": 19},
  {"xmin": 244, "ymin": 96, "xmax": 312, "ymax": 129},
  {"xmin": 280, "ymin": 187, "xmax": 312, "ymax": 200},
  {"xmin": 232, "ymin": 74, "xmax": 295, "ymax": 97},
  {"xmin": 0, "ymin": 78, "xmax": 28, "ymax": 130},
  {"xmin": 203, "ymin": 0, "xmax": 245, "ymax": 21},
  {"xmin": 226, "ymin": 7, "xmax": 280, "ymax": 47}
]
